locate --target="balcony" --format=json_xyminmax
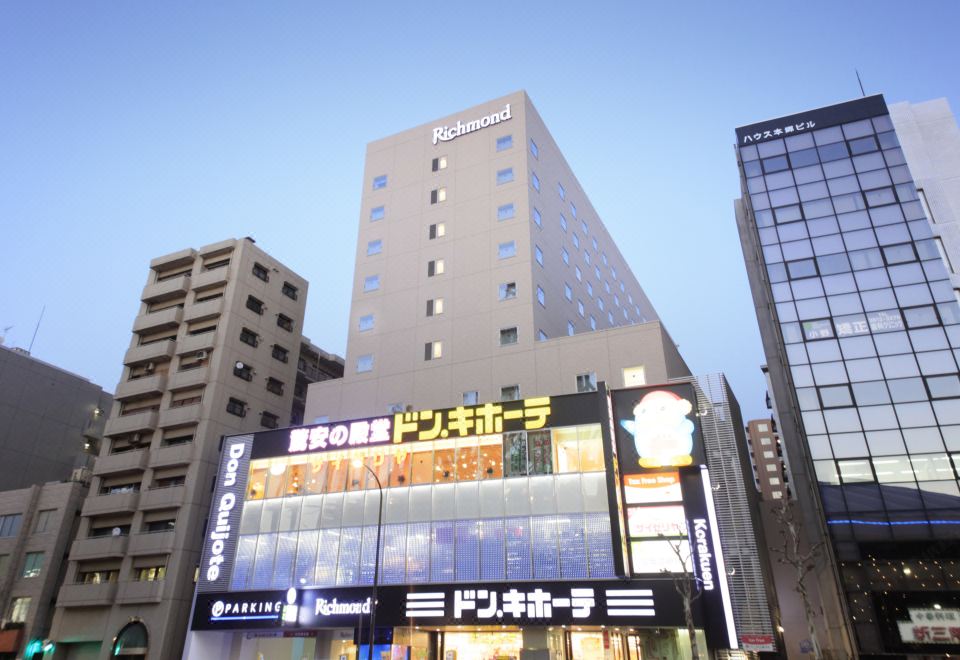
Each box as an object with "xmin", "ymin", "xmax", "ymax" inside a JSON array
[
  {"xmin": 141, "ymin": 274, "xmax": 191, "ymax": 303},
  {"xmin": 103, "ymin": 409, "xmax": 158, "ymax": 437},
  {"xmin": 116, "ymin": 579, "xmax": 165, "ymax": 604},
  {"xmin": 129, "ymin": 530, "xmax": 176, "ymax": 556},
  {"xmin": 57, "ymin": 581, "xmax": 119, "ymax": 607},
  {"xmin": 149, "ymin": 443, "xmax": 195, "ymax": 468},
  {"xmin": 158, "ymin": 404, "xmax": 202, "ymax": 428},
  {"xmin": 81, "ymin": 491, "xmax": 140, "ymax": 517},
  {"xmin": 167, "ymin": 366, "xmax": 209, "ymax": 391},
  {"xmin": 132, "ymin": 306, "xmax": 183, "ymax": 334},
  {"xmin": 69, "ymin": 534, "xmax": 130, "ymax": 560},
  {"xmin": 177, "ymin": 331, "xmax": 216, "ymax": 356},
  {"xmin": 123, "ymin": 340, "xmax": 176, "ymax": 366},
  {"xmin": 183, "ymin": 297, "xmax": 223, "ymax": 323},
  {"xmin": 93, "ymin": 448, "xmax": 148, "ymax": 476},
  {"xmin": 192, "ymin": 267, "xmax": 229, "ymax": 291},
  {"xmin": 114, "ymin": 374, "xmax": 168, "ymax": 401},
  {"xmin": 140, "ymin": 484, "xmax": 187, "ymax": 509}
]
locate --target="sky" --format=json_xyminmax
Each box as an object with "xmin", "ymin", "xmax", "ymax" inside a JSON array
[{"xmin": 1, "ymin": 0, "xmax": 958, "ymax": 422}]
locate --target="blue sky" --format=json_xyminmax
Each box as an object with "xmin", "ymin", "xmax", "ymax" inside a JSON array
[{"xmin": 1, "ymin": 1, "xmax": 958, "ymax": 421}]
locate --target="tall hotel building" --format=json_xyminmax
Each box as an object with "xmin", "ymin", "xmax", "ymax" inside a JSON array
[
  {"xmin": 735, "ymin": 95, "xmax": 960, "ymax": 657},
  {"xmin": 184, "ymin": 92, "xmax": 776, "ymax": 660},
  {"xmin": 47, "ymin": 238, "xmax": 342, "ymax": 659}
]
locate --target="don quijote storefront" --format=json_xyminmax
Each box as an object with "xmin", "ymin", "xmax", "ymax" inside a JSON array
[{"xmin": 184, "ymin": 383, "xmax": 738, "ymax": 660}]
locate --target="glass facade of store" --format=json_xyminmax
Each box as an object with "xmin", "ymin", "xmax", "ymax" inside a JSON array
[{"xmin": 737, "ymin": 95, "xmax": 960, "ymax": 654}]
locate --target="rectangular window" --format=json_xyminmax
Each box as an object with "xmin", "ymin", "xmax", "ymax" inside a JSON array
[
  {"xmin": 622, "ymin": 366, "xmax": 646, "ymax": 387},
  {"xmin": 356, "ymin": 354, "xmax": 373, "ymax": 373},
  {"xmin": 21, "ymin": 552, "xmax": 43, "ymax": 578},
  {"xmin": 240, "ymin": 327, "xmax": 259, "ymax": 348},
  {"xmin": 246, "ymin": 295, "xmax": 264, "ymax": 315},
  {"xmin": 429, "ymin": 223, "xmax": 446, "ymax": 239},
  {"xmin": 281, "ymin": 281, "xmax": 298, "ymax": 300},
  {"xmin": 535, "ymin": 246, "xmax": 543, "ymax": 266},
  {"xmin": 560, "ymin": 214, "xmax": 567, "ymax": 232},
  {"xmin": 427, "ymin": 259, "xmax": 445, "ymax": 276},
  {"xmin": 272, "ymin": 344, "xmax": 289, "ymax": 363},
  {"xmin": 233, "ymin": 361, "xmax": 253, "ymax": 381},
  {"xmin": 500, "ymin": 385, "xmax": 520, "ymax": 401},
  {"xmin": 498, "ymin": 241, "xmax": 516, "ymax": 259},
  {"xmin": 537, "ymin": 286, "xmax": 545, "ymax": 306},
  {"xmin": 370, "ymin": 206, "xmax": 385, "ymax": 222},
  {"xmin": 277, "ymin": 314, "xmax": 294, "ymax": 332},
  {"xmin": 252, "ymin": 262, "xmax": 269, "ymax": 282},
  {"xmin": 266, "ymin": 378, "xmax": 284, "ymax": 396},
  {"xmin": 537, "ymin": 330, "xmax": 547, "ymax": 341},
  {"xmin": 497, "ymin": 203, "xmax": 515, "ymax": 221},
  {"xmin": 496, "ymin": 135, "xmax": 513, "ymax": 151},
  {"xmin": 564, "ymin": 283, "xmax": 572, "ymax": 301},
  {"xmin": 424, "ymin": 341, "xmax": 443, "ymax": 360},
  {"xmin": 430, "ymin": 187, "xmax": 447, "ymax": 204},
  {"xmin": 576, "ymin": 373, "xmax": 597, "ymax": 393},
  {"xmin": 366, "ymin": 239, "xmax": 383, "ymax": 256},
  {"xmin": 9, "ymin": 597, "xmax": 30, "ymax": 623},
  {"xmin": 432, "ymin": 156, "xmax": 448, "ymax": 171},
  {"xmin": 577, "ymin": 300, "xmax": 585, "ymax": 317},
  {"xmin": 496, "ymin": 168, "xmax": 514, "ymax": 185},
  {"xmin": 533, "ymin": 208, "xmax": 542, "ymax": 228},
  {"xmin": 135, "ymin": 565, "xmax": 167, "ymax": 582},
  {"xmin": 500, "ymin": 327, "xmax": 519, "ymax": 346},
  {"xmin": 531, "ymin": 173, "xmax": 540, "ymax": 192},
  {"xmin": 572, "ymin": 233, "xmax": 580, "ymax": 249},
  {"xmin": 363, "ymin": 275, "xmax": 380, "ymax": 292},
  {"xmin": 529, "ymin": 139, "xmax": 539, "ymax": 158},
  {"xmin": 426, "ymin": 298, "xmax": 444, "ymax": 317},
  {"xmin": 562, "ymin": 248, "xmax": 569, "ymax": 265},
  {"xmin": 358, "ymin": 314, "xmax": 374, "ymax": 331},
  {"xmin": 372, "ymin": 175, "xmax": 387, "ymax": 190},
  {"xmin": 589, "ymin": 315, "xmax": 597, "ymax": 330},
  {"xmin": 33, "ymin": 510, "xmax": 55, "ymax": 534},
  {"xmin": 575, "ymin": 266, "xmax": 582, "ymax": 282},
  {"xmin": 499, "ymin": 282, "xmax": 517, "ymax": 300},
  {"xmin": 570, "ymin": 202, "xmax": 577, "ymax": 218},
  {"xmin": 558, "ymin": 182, "xmax": 565, "ymax": 200},
  {"xmin": 0, "ymin": 514, "xmax": 22, "ymax": 538},
  {"xmin": 463, "ymin": 391, "xmax": 479, "ymax": 405},
  {"xmin": 260, "ymin": 411, "xmax": 279, "ymax": 429},
  {"xmin": 226, "ymin": 398, "xmax": 247, "ymax": 417},
  {"xmin": 567, "ymin": 321, "xmax": 575, "ymax": 336}
]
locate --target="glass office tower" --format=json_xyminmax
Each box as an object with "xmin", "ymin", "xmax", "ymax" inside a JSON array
[{"xmin": 735, "ymin": 95, "xmax": 960, "ymax": 657}]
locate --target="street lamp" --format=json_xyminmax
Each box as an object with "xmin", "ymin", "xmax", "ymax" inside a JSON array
[{"xmin": 352, "ymin": 458, "xmax": 384, "ymax": 660}]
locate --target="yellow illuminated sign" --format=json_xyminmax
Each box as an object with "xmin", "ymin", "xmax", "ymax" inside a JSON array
[{"xmin": 392, "ymin": 397, "xmax": 552, "ymax": 443}]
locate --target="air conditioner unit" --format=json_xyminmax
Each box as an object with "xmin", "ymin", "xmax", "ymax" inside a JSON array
[{"xmin": 196, "ymin": 351, "xmax": 208, "ymax": 359}]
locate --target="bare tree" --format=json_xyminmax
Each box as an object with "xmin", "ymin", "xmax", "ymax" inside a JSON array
[
  {"xmin": 769, "ymin": 498, "xmax": 824, "ymax": 660},
  {"xmin": 661, "ymin": 537, "xmax": 704, "ymax": 660}
]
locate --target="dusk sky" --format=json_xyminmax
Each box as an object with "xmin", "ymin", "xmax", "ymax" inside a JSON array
[{"xmin": 2, "ymin": 1, "xmax": 958, "ymax": 421}]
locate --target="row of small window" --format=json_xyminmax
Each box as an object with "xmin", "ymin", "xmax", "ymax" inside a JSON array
[
  {"xmin": 788, "ymin": 327, "xmax": 960, "ymax": 373},
  {"xmin": 741, "ymin": 114, "xmax": 895, "ymax": 163},
  {"xmin": 800, "ymin": 377, "xmax": 960, "ymax": 413},
  {"xmin": 250, "ymin": 263, "xmax": 299, "ymax": 300},
  {"xmin": 747, "ymin": 133, "xmax": 901, "ymax": 179},
  {"xmin": 244, "ymin": 296, "xmax": 295, "ymax": 331},
  {"xmin": 232, "ymin": 361, "xmax": 285, "ymax": 395},
  {"xmin": 746, "ymin": 142, "xmax": 905, "ymax": 191},
  {"xmin": 776, "ymin": 280, "xmax": 956, "ymax": 326},
  {"xmin": 0, "ymin": 551, "xmax": 43, "ymax": 580},
  {"xmin": 771, "ymin": 239, "xmax": 946, "ymax": 284},
  {"xmin": 815, "ymin": 453, "xmax": 960, "ymax": 486},
  {"xmin": 229, "ymin": 513, "xmax": 615, "ymax": 591},
  {"xmin": 239, "ymin": 327, "xmax": 292, "ymax": 362},
  {"xmin": 801, "ymin": 398, "xmax": 960, "ymax": 437},
  {"xmin": 753, "ymin": 185, "xmax": 916, "ymax": 231},
  {"xmin": 790, "ymin": 346, "xmax": 960, "ymax": 389},
  {"xmin": 792, "ymin": 304, "xmax": 956, "ymax": 342},
  {"xmin": 0, "ymin": 510, "xmax": 56, "ymax": 539},
  {"xmin": 806, "ymin": 426, "xmax": 959, "ymax": 462},
  {"xmin": 226, "ymin": 398, "xmax": 281, "ymax": 429},
  {"xmin": 76, "ymin": 566, "xmax": 166, "ymax": 584}
]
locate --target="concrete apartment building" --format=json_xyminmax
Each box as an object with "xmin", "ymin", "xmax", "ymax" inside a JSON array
[
  {"xmin": 0, "ymin": 480, "xmax": 87, "ymax": 659},
  {"xmin": 48, "ymin": 237, "xmax": 337, "ymax": 660},
  {"xmin": 0, "ymin": 345, "xmax": 112, "ymax": 489},
  {"xmin": 735, "ymin": 95, "xmax": 960, "ymax": 657},
  {"xmin": 280, "ymin": 91, "xmax": 778, "ymax": 657},
  {"xmin": 744, "ymin": 418, "xmax": 790, "ymax": 501}
]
